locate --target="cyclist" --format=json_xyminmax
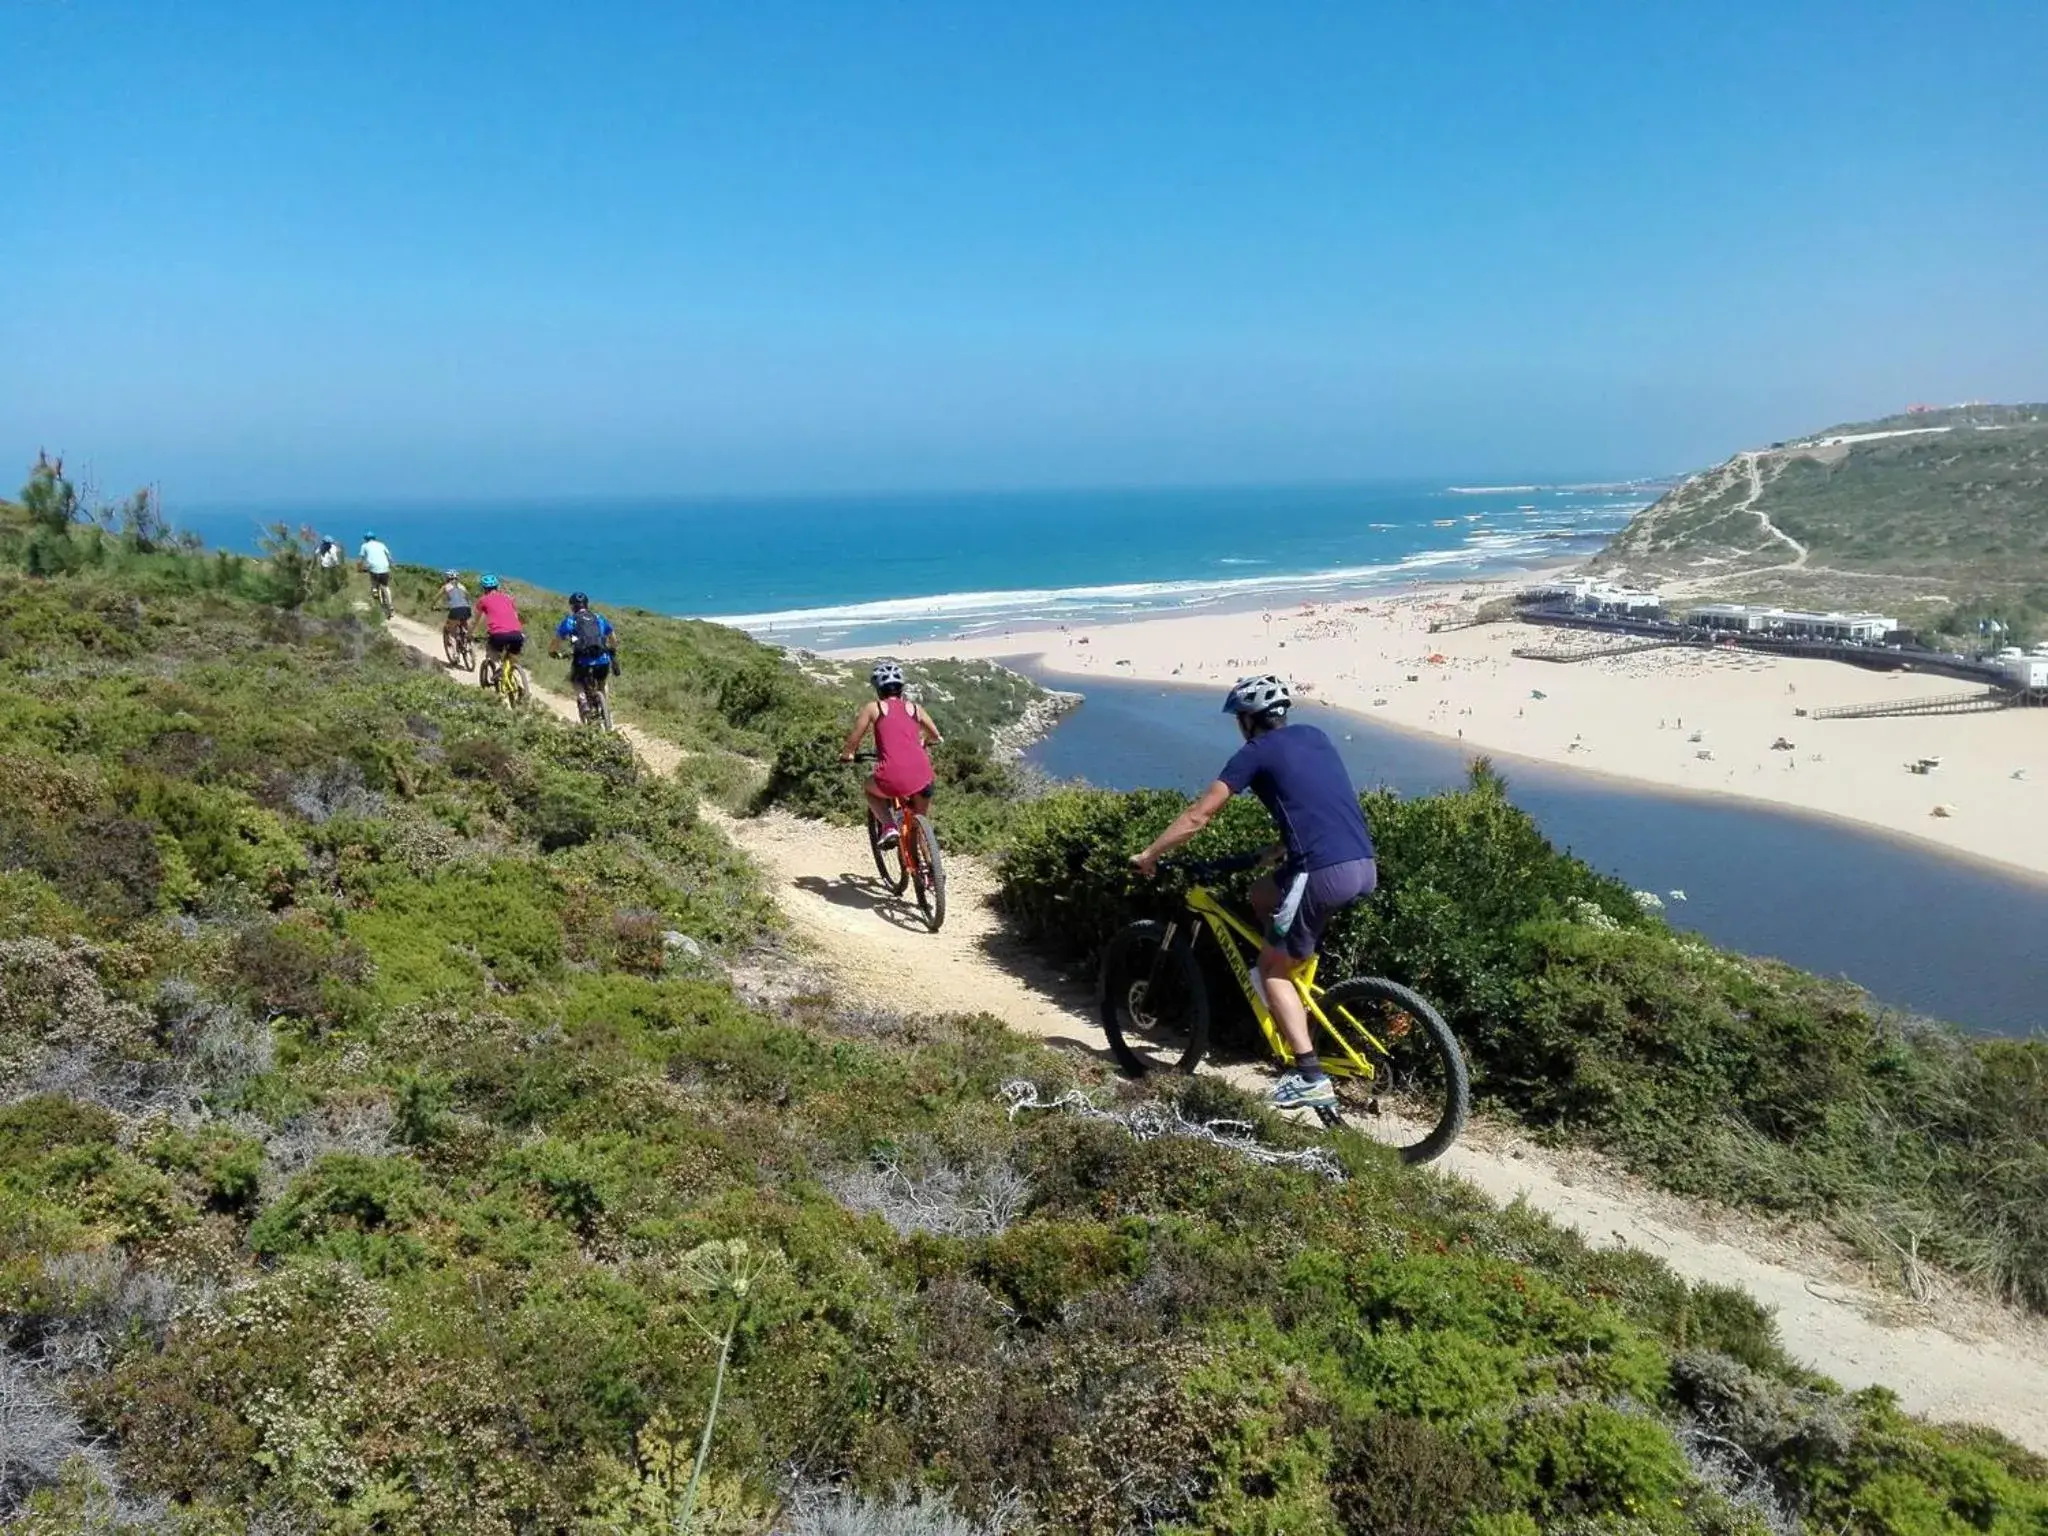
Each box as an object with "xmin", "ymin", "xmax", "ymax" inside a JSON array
[
  {"xmin": 1130, "ymin": 675, "xmax": 1377, "ymax": 1111},
  {"xmin": 356, "ymin": 530, "xmax": 394, "ymax": 606},
  {"xmin": 438, "ymin": 569, "xmax": 472, "ymax": 657},
  {"xmin": 549, "ymin": 591, "xmax": 618, "ymax": 702},
  {"xmin": 839, "ymin": 660, "xmax": 942, "ymax": 850},
  {"xmin": 472, "ymin": 574, "xmax": 525, "ymax": 672}
]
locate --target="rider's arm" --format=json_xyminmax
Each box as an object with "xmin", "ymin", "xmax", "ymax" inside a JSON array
[
  {"xmin": 915, "ymin": 706, "xmax": 943, "ymax": 745},
  {"xmin": 839, "ymin": 701, "xmax": 879, "ymax": 760},
  {"xmin": 548, "ymin": 616, "xmax": 569, "ymax": 658},
  {"xmin": 1132, "ymin": 779, "xmax": 1234, "ymax": 875}
]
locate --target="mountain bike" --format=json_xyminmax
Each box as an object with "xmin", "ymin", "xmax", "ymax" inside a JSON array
[
  {"xmin": 1098, "ymin": 854, "xmax": 1468, "ymax": 1163},
  {"xmin": 854, "ymin": 754, "xmax": 945, "ymax": 933},
  {"xmin": 571, "ymin": 666, "xmax": 614, "ymax": 731},
  {"xmin": 366, "ymin": 571, "xmax": 394, "ymax": 619},
  {"xmin": 476, "ymin": 640, "xmax": 531, "ymax": 710},
  {"xmin": 444, "ymin": 617, "xmax": 476, "ymax": 671}
]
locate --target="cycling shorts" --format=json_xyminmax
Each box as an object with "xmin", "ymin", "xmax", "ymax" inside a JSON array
[
  {"xmin": 1268, "ymin": 858, "xmax": 1377, "ymax": 960},
  {"xmin": 445, "ymin": 606, "xmax": 472, "ymax": 623},
  {"xmin": 368, "ymin": 570, "xmax": 392, "ymax": 587},
  {"xmin": 485, "ymin": 630, "xmax": 525, "ymax": 655},
  {"xmin": 570, "ymin": 657, "xmax": 610, "ymax": 685},
  {"xmin": 872, "ymin": 774, "xmax": 935, "ymax": 805}
]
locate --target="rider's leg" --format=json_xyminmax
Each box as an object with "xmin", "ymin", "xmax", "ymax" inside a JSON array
[
  {"xmin": 864, "ymin": 782, "xmax": 895, "ymax": 828},
  {"xmin": 1256, "ymin": 945, "xmax": 1315, "ymax": 1057}
]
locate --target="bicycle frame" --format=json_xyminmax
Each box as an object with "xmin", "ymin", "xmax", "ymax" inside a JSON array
[
  {"xmin": 884, "ymin": 790, "xmax": 925, "ymax": 882},
  {"xmin": 1178, "ymin": 884, "xmax": 1391, "ymax": 1082}
]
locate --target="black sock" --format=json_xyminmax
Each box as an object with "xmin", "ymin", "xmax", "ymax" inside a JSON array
[{"xmin": 1293, "ymin": 1051, "xmax": 1325, "ymax": 1081}]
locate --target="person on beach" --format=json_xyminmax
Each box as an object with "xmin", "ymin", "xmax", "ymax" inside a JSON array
[
  {"xmin": 472, "ymin": 574, "xmax": 525, "ymax": 663},
  {"xmin": 840, "ymin": 661, "xmax": 943, "ymax": 850},
  {"xmin": 1130, "ymin": 674, "xmax": 1377, "ymax": 1113}
]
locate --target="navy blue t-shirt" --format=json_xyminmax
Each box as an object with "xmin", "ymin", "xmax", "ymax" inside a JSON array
[{"xmin": 1219, "ymin": 723, "xmax": 1374, "ymax": 872}]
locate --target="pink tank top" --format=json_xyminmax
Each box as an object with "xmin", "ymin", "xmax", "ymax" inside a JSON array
[{"xmin": 872, "ymin": 698, "xmax": 933, "ymax": 797}]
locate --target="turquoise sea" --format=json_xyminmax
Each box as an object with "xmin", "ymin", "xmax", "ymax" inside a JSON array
[{"xmin": 183, "ymin": 480, "xmax": 1652, "ymax": 648}]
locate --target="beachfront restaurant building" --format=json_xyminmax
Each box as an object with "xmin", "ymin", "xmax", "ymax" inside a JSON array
[
  {"xmin": 1686, "ymin": 604, "xmax": 1899, "ymax": 643},
  {"xmin": 1525, "ymin": 578, "xmax": 1665, "ymax": 619}
]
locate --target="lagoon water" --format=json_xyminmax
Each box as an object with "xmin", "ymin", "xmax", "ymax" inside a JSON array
[{"xmin": 1019, "ymin": 670, "xmax": 2048, "ymax": 1038}]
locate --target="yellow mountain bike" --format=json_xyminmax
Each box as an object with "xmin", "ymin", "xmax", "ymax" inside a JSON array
[{"xmin": 1098, "ymin": 854, "xmax": 1469, "ymax": 1163}]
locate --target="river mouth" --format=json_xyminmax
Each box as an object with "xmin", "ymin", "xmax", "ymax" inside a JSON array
[{"xmin": 1015, "ymin": 667, "xmax": 2048, "ymax": 1039}]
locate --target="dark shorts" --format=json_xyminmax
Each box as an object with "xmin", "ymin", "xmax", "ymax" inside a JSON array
[
  {"xmin": 445, "ymin": 606, "xmax": 472, "ymax": 623},
  {"xmin": 570, "ymin": 657, "xmax": 610, "ymax": 685},
  {"xmin": 1269, "ymin": 857, "xmax": 1377, "ymax": 959},
  {"xmin": 368, "ymin": 571, "xmax": 391, "ymax": 587},
  {"xmin": 873, "ymin": 776, "xmax": 935, "ymax": 805},
  {"xmin": 485, "ymin": 631, "xmax": 525, "ymax": 655}
]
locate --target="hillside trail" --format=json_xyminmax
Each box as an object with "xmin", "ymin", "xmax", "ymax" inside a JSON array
[
  {"xmin": 383, "ymin": 613, "xmax": 2048, "ymax": 1452},
  {"xmin": 1678, "ymin": 452, "xmax": 1807, "ymax": 591}
]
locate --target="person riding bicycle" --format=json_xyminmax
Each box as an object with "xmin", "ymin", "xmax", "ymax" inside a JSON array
[
  {"xmin": 1131, "ymin": 674, "xmax": 1377, "ymax": 1111},
  {"xmin": 472, "ymin": 574, "xmax": 525, "ymax": 666},
  {"xmin": 839, "ymin": 661, "xmax": 943, "ymax": 850},
  {"xmin": 549, "ymin": 591, "xmax": 618, "ymax": 698},
  {"xmin": 357, "ymin": 530, "xmax": 394, "ymax": 604},
  {"xmin": 439, "ymin": 569, "xmax": 472, "ymax": 652}
]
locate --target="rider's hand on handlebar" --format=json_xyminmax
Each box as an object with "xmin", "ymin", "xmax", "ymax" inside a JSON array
[{"xmin": 1130, "ymin": 849, "xmax": 1160, "ymax": 880}]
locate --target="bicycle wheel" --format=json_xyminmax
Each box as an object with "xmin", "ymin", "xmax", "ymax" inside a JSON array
[
  {"xmin": 908, "ymin": 815, "xmax": 945, "ymax": 932},
  {"xmin": 867, "ymin": 812, "xmax": 909, "ymax": 895},
  {"xmin": 596, "ymin": 688, "xmax": 614, "ymax": 732},
  {"xmin": 1316, "ymin": 976, "xmax": 1469, "ymax": 1163},
  {"xmin": 443, "ymin": 627, "xmax": 460, "ymax": 666},
  {"xmin": 1099, "ymin": 919, "xmax": 1209, "ymax": 1076},
  {"xmin": 506, "ymin": 665, "xmax": 530, "ymax": 710},
  {"xmin": 478, "ymin": 656, "xmax": 499, "ymax": 693}
]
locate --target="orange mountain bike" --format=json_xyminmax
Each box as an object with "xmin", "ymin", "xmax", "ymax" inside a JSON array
[{"xmin": 854, "ymin": 754, "xmax": 946, "ymax": 933}]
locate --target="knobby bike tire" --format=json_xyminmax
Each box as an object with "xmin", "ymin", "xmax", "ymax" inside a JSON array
[
  {"xmin": 444, "ymin": 629, "xmax": 460, "ymax": 666},
  {"xmin": 506, "ymin": 666, "xmax": 530, "ymax": 709},
  {"xmin": 1098, "ymin": 919, "xmax": 1209, "ymax": 1076},
  {"xmin": 1317, "ymin": 975, "xmax": 1469, "ymax": 1164},
  {"xmin": 867, "ymin": 813, "xmax": 909, "ymax": 895},
  {"xmin": 909, "ymin": 815, "xmax": 946, "ymax": 932},
  {"xmin": 477, "ymin": 657, "xmax": 499, "ymax": 693},
  {"xmin": 595, "ymin": 688, "xmax": 614, "ymax": 732}
]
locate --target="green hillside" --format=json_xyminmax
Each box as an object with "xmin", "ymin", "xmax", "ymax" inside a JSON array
[
  {"xmin": 1593, "ymin": 404, "xmax": 2048, "ymax": 639},
  {"xmin": 7, "ymin": 458, "xmax": 2048, "ymax": 1532}
]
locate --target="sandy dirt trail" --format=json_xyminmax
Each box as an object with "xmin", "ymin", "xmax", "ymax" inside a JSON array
[{"xmin": 385, "ymin": 614, "xmax": 2048, "ymax": 1452}]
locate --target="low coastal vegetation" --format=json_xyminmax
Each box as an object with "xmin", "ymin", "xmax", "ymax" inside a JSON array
[
  {"xmin": 993, "ymin": 775, "xmax": 2048, "ymax": 1315},
  {"xmin": 6, "ymin": 464, "xmax": 2048, "ymax": 1531}
]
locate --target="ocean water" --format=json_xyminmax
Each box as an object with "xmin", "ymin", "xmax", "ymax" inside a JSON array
[
  {"xmin": 1020, "ymin": 671, "xmax": 2048, "ymax": 1038},
  {"xmin": 182, "ymin": 481, "xmax": 1649, "ymax": 648}
]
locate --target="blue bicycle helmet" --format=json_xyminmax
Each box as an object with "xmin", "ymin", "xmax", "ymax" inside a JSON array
[{"xmin": 479, "ymin": 573, "xmax": 500, "ymax": 591}]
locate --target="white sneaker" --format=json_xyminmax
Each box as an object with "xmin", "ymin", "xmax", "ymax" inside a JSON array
[{"xmin": 1271, "ymin": 1073, "xmax": 1337, "ymax": 1111}]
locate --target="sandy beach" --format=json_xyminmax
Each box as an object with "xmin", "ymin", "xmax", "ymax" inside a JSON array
[{"xmin": 885, "ymin": 583, "xmax": 2048, "ymax": 880}]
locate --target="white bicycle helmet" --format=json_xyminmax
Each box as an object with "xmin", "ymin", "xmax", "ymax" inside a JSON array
[
  {"xmin": 1222, "ymin": 674, "xmax": 1292, "ymax": 717},
  {"xmin": 870, "ymin": 660, "xmax": 906, "ymax": 690}
]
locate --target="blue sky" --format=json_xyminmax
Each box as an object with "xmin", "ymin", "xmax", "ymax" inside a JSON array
[{"xmin": 6, "ymin": 1, "xmax": 2045, "ymax": 501}]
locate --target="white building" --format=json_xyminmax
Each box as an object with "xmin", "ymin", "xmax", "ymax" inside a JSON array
[
  {"xmin": 2002, "ymin": 653, "xmax": 2048, "ymax": 691},
  {"xmin": 1535, "ymin": 577, "xmax": 1664, "ymax": 617},
  {"xmin": 1686, "ymin": 604, "xmax": 1898, "ymax": 643}
]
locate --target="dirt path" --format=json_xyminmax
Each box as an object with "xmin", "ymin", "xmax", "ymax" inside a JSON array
[
  {"xmin": 384, "ymin": 613, "xmax": 2048, "ymax": 1452},
  {"xmin": 1738, "ymin": 450, "xmax": 1809, "ymax": 570}
]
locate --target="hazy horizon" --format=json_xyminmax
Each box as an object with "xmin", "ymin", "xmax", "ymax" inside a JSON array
[{"xmin": 8, "ymin": 2, "xmax": 2044, "ymax": 504}]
